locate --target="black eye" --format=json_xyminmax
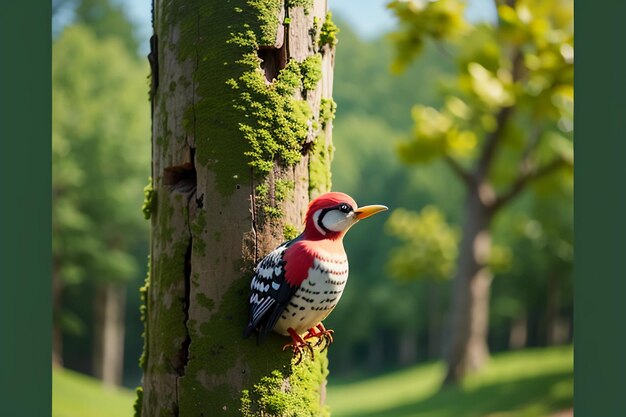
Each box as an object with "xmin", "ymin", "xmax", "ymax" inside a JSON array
[{"xmin": 339, "ymin": 204, "xmax": 351, "ymax": 213}]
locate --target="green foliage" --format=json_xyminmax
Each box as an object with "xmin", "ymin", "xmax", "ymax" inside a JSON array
[
  {"xmin": 326, "ymin": 11, "xmax": 572, "ymax": 376},
  {"xmin": 387, "ymin": 0, "xmax": 467, "ymax": 73},
  {"xmin": 389, "ymin": 0, "xmax": 573, "ymax": 175},
  {"xmin": 319, "ymin": 12, "xmax": 339, "ymax": 48},
  {"xmin": 386, "ymin": 206, "xmax": 460, "ymax": 281},
  {"xmin": 388, "ymin": 0, "xmax": 573, "ymax": 295},
  {"xmin": 69, "ymin": 0, "xmax": 140, "ymax": 56},
  {"xmin": 327, "ymin": 346, "xmax": 572, "ymax": 417},
  {"xmin": 52, "ymin": 23, "xmax": 150, "ymax": 346}
]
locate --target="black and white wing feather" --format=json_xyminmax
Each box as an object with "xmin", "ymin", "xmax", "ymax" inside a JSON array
[{"xmin": 243, "ymin": 239, "xmax": 299, "ymax": 342}]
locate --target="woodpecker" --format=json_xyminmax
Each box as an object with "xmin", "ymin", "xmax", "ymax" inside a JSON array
[{"xmin": 243, "ymin": 192, "xmax": 388, "ymax": 361}]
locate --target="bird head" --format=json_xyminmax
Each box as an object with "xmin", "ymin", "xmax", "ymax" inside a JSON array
[{"xmin": 303, "ymin": 192, "xmax": 388, "ymax": 240}]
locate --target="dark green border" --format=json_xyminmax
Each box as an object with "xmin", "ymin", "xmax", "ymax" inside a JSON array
[
  {"xmin": 0, "ymin": 2, "xmax": 52, "ymax": 415},
  {"xmin": 575, "ymin": 2, "xmax": 626, "ymax": 417}
]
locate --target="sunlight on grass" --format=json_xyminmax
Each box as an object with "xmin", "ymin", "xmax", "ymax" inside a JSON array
[
  {"xmin": 52, "ymin": 346, "xmax": 572, "ymax": 417},
  {"xmin": 53, "ymin": 367, "xmax": 136, "ymax": 417},
  {"xmin": 327, "ymin": 345, "xmax": 573, "ymax": 417}
]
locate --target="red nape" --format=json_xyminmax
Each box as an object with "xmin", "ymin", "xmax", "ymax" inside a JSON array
[{"xmin": 283, "ymin": 242, "xmax": 315, "ymax": 287}]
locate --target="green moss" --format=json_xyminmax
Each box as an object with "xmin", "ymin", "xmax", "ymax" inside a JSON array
[
  {"xmin": 319, "ymin": 98, "xmax": 336, "ymax": 129},
  {"xmin": 191, "ymin": 211, "xmax": 207, "ymax": 255},
  {"xmin": 308, "ymin": 133, "xmax": 333, "ymax": 197},
  {"xmin": 275, "ymin": 179, "xmax": 295, "ymax": 202},
  {"xmin": 301, "ymin": 54, "xmax": 322, "ymax": 91},
  {"xmin": 241, "ymin": 355, "xmax": 330, "ymax": 417},
  {"xmin": 163, "ymin": 0, "xmax": 322, "ymax": 196},
  {"xmin": 286, "ymin": 0, "xmax": 313, "ymax": 14},
  {"xmin": 319, "ymin": 12, "xmax": 339, "ymax": 49},
  {"xmin": 178, "ymin": 273, "xmax": 299, "ymax": 415},
  {"xmin": 196, "ymin": 293, "xmax": 215, "ymax": 311},
  {"xmin": 192, "ymin": 272, "xmax": 200, "ymax": 288},
  {"xmin": 150, "ymin": 239, "xmax": 190, "ymax": 374},
  {"xmin": 138, "ymin": 256, "xmax": 150, "ymax": 370},
  {"xmin": 232, "ymin": 58, "xmax": 313, "ymax": 175},
  {"xmin": 141, "ymin": 177, "xmax": 156, "ymax": 220},
  {"xmin": 248, "ymin": 0, "xmax": 283, "ymax": 46},
  {"xmin": 132, "ymin": 386, "xmax": 143, "ymax": 417},
  {"xmin": 157, "ymin": 190, "xmax": 175, "ymax": 243},
  {"xmin": 255, "ymin": 179, "xmax": 296, "ymax": 220},
  {"xmin": 283, "ymin": 224, "xmax": 299, "ymax": 240},
  {"xmin": 264, "ymin": 206, "xmax": 284, "ymax": 219}
]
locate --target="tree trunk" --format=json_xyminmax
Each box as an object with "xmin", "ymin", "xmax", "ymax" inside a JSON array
[
  {"xmin": 546, "ymin": 272, "xmax": 566, "ymax": 345},
  {"xmin": 443, "ymin": 191, "xmax": 492, "ymax": 385},
  {"xmin": 509, "ymin": 311, "xmax": 528, "ymax": 350},
  {"xmin": 139, "ymin": 1, "xmax": 336, "ymax": 415},
  {"xmin": 426, "ymin": 281, "xmax": 442, "ymax": 360},
  {"xmin": 93, "ymin": 282, "xmax": 126, "ymax": 386},
  {"xmin": 398, "ymin": 330, "xmax": 417, "ymax": 366},
  {"xmin": 52, "ymin": 260, "xmax": 63, "ymax": 367}
]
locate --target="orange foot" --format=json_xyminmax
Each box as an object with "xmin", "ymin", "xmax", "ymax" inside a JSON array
[
  {"xmin": 282, "ymin": 328, "xmax": 314, "ymax": 364},
  {"xmin": 304, "ymin": 323, "xmax": 334, "ymax": 352}
]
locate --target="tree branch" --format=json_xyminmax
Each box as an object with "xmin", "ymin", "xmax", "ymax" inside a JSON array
[
  {"xmin": 477, "ymin": 105, "xmax": 514, "ymax": 178},
  {"xmin": 445, "ymin": 155, "xmax": 475, "ymax": 189},
  {"xmin": 476, "ymin": 50, "xmax": 524, "ymax": 179},
  {"xmin": 491, "ymin": 157, "xmax": 571, "ymax": 213}
]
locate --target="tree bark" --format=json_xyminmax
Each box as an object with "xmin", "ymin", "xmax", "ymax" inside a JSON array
[
  {"xmin": 139, "ymin": 1, "xmax": 336, "ymax": 415},
  {"xmin": 443, "ymin": 190, "xmax": 492, "ymax": 385}
]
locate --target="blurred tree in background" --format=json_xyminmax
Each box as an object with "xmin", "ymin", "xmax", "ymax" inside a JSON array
[
  {"xmin": 387, "ymin": 0, "xmax": 573, "ymax": 385},
  {"xmin": 52, "ymin": 0, "xmax": 149, "ymax": 386}
]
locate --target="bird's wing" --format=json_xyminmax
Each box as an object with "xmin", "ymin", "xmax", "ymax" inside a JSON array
[{"xmin": 243, "ymin": 237, "xmax": 313, "ymax": 341}]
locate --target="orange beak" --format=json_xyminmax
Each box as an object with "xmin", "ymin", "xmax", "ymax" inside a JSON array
[{"xmin": 354, "ymin": 205, "xmax": 388, "ymax": 220}]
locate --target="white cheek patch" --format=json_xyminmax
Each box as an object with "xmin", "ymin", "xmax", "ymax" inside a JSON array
[
  {"xmin": 313, "ymin": 209, "xmax": 327, "ymax": 235},
  {"xmin": 322, "ymin": 210, "xmax": 354, "ymax": 232}
]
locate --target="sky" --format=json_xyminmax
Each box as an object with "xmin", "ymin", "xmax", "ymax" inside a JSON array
[{"xmin": 123, "ymin": 0, "xmax": 496, "ymax": 55}]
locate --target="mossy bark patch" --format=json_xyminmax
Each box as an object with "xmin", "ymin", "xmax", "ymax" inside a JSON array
[
  {"xmin": 319, "ymin": 12, "xmax": 339, "ymax": 49},
  {"xmin": 241, "ymin": 353, "xmax": 330, "ymax": 417},
  {"xmin": 308, "ymin": 132, "xmax": 333, "ymax": 197}
]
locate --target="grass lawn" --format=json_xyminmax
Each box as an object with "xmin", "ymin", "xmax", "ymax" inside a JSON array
[
  {"xmin": 327, "ymin": 345, "xmax": 573, "ymax": 417},
  {"xmin": 52, "ymin": 367, "xmax": 136, "ymax": 417},
  {"xmin": 52, "ymin": 345, "xmax": 572, "ymax": 417}
]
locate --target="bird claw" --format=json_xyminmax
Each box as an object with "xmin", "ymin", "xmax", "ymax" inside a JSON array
[
  {"xmin": 282, "ymin": 340, "xmax": 314, "ymax": 365},
  {"xmin": 285, "ymin": 328, "xmax": 315, "ymax": 364},
  {"xmin": 284, "ymin": 325, "xmax": 334, "ymax": 364},
  {"xmin": 304, "ymin": 324, "xmax": 334, "ymax": 352}
]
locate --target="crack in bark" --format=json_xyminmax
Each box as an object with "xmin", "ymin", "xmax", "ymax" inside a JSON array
[
  {"xmin": 173, "ymin": 14, "xmax": 202, "ymax": 414},
  {"xmin": 178, "ymin": 240, "xmax": 192, "ymax": 379},
  {"xmin": 251, "ymin": 168, "xmax": 259, "ymax": 264}
]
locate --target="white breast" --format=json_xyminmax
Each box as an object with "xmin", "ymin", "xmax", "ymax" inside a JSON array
[{"xmin": 274, "ymin": 255, "xmax": 349, "ymax": 336}]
